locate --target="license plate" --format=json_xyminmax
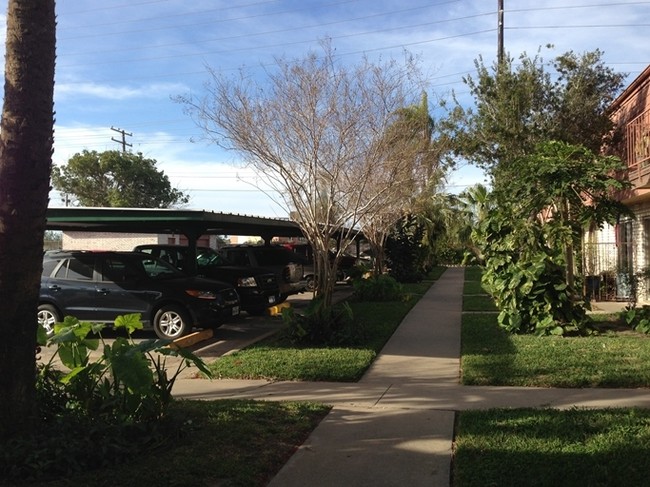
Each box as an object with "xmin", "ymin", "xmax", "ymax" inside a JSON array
[
  {"xmin": 268, "ymin": 296, "xmax": 276, "ymax": 304},
  {"xmin": 232, "ymin": 306, "xmax": 240, "ymax": 316}
]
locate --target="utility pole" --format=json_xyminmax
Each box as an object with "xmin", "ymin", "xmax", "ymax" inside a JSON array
[
  {"xmin": 497, "ymin": 0, "xmax": 505, "ymax": 65},
  {"xmin": 110, "ymin": 126, "xmax": 132, "ymax": 153}
]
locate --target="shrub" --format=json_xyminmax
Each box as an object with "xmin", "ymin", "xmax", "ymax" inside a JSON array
[
  {"xmin": 39, "ymin": 314, "xmax": 210, "ymax": 423},
  {"xmin": 353, "ymin": 274, "xmax": 405, "ymax": 302},
  {"xmin": 0, "ymin": 314, "xmax": 209, "ymax": 483},
  {"xmin": 622, "ymin": 305, "xmax": 650, "ymax": 334},
  {"xmin": 280, "ymin": 299, "xmax": 363, "ymax": 346},
  {"xmin": 385, "ymin": 215, "xmax": 426, "ymax": 282}
]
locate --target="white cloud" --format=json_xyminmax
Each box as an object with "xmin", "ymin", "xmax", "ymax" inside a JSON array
[{"xmin": 55, "ymin": 81, "xmax": 188, "ymax": 101}]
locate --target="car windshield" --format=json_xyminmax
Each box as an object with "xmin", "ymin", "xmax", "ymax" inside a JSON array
[
  {"xmin": 197, "ymin": 248, "xmax": 231, "ymax": 267},
  {"xmin": 135, "ymin": 255, "xmax": 186, "ymax": 279}
]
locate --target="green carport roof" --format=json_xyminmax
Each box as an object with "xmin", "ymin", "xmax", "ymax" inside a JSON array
[{"xmin": 45, "ymin": 207, "xmax": 305, "ymax": 240}]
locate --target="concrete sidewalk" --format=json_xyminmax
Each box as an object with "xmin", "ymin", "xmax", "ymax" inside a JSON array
[{"xmin": 173, "ymin": 267, "xmax": 650, "ymax": 486}]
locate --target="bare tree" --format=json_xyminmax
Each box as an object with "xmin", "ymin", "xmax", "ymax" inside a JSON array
[
  {"xmin": 0, "ymin": 0, "xmax": 56, "ymax": 439},
  {"xmin": 179, "ymin": 43, "xmax": 427, "ymax": 306}
]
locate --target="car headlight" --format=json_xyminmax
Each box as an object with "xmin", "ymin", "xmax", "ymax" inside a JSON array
[
  {"xmin": 185, "ymin": 289, "xmax": 218, "ymax": 300},
  {"xmin": 237, "ymin": 276, "xmax": 257, "ymax": 287}
]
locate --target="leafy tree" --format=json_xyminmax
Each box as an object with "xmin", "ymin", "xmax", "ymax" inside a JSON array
[
  {"xmin": 476, "ymin": 201, "xmax": 584, "ymax": 335},
  {"xmin": 412, "ymin": 191, "xmax": 462, "ymax": 267},
  {"xmin": 457, "ymin": 48, "xmax": 626, "ymax": 189},
  {"xmin": 475, "ymin": 141, "xmax": 630, "ymax": 334},
  {"xmin": 498, "ymin": 141, "xmax": 630, "ymax": 287},
  {"xmin": 51, "ymin": 150, "xmax": 189, "ymax": 208},
  {"xmin": 0, "ymin": 0, "xmax": 56, "ymax": 440},
  {"xmin": 179, "ymin": 41, "xmax": 429, "ymax": 307}
]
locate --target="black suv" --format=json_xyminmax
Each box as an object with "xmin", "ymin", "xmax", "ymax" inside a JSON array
[
  {"xmin": 38, "ymin": 250, "xmax": 240, "ymax": 340},
  {"xmin": 134, "ymin": 244, "xmax": 280, "ymax": 315},
  {"xmin": 218, "ymin": 245, "xmax": 308, "ymax": 300}
]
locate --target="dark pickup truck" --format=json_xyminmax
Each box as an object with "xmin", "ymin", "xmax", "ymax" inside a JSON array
[
  {"xmin": 218, "ymin": 245, "xmax": 308, "ymax": 301},
  {"xmin": 134, "ymin": 244, "xmax": 281, "ymax": 315}
]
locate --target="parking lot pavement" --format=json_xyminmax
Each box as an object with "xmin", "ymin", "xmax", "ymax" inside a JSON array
[{"xmin": 36, "ymin": 285, "xmax": 354, "ymax": 377}]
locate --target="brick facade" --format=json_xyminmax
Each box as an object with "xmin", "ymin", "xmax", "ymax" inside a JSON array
[{"xmin": 61, "ymin": 232, "xmax": 223, "ymax": 251}]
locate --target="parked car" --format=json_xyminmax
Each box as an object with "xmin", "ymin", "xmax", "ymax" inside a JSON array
[
  {"xmin": 133, "ymin": 244, "xmax": 281, "ymax": 315},
  {"xmin": 218, "ymin": 245, "xmax": 308, "ymax": 300},
  {"xmin": 283, "ymin": 243, "xmax": 359, "ymax": 290},
  {"xmin": 38, "ymin": 250, "xmax": 240, "ymax": 340}
]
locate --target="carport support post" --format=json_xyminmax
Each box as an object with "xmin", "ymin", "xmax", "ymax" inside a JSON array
[{"xmin": 183, "ymin": 232, "xmax": 200, "ymax": 276}]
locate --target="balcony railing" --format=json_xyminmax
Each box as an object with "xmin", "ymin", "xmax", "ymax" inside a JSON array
[{"xmin": 625, "ymin": 108, "xmax": 650, "ymax": 188}]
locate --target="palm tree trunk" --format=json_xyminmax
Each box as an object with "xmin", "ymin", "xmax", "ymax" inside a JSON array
[{"xmin": 0, "ymin": 0, "xmax": 56, "ymax": 440}]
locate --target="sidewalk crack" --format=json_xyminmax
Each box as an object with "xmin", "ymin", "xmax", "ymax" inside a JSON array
[{"xmin": 373, "ymin": 384, "xmax": 393, "ymax": 406}]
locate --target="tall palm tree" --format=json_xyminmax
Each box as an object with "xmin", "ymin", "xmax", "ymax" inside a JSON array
[
  {"xmin": 361, "ymin": 92, "xmax": 442, "ymax": 275},
  {"xmin": 0, "ymin": 0, "xmax": 56, "ymax": 440},
  {"xmin": 456, "ymin": 184, "xmax": 492, "ymax": 263}
]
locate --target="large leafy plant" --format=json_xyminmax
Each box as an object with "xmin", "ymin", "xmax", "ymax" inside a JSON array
[
  {"xmin": 476, "ymin": 201, "xmax": 589, "ymax": 335},
  {"xmin": 38, "ymin": 313, "xmax": 211, "ymax": 423}
]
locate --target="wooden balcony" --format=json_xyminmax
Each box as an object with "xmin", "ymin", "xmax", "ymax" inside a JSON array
[{"xmin": 618, "ymin": 108, "xmax": 650, "ymax": 203}]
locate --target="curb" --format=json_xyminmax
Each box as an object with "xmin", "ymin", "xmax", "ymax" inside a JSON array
[{"xmin": 170, "ymin": 328, "xmax": 214, "ymax": 349}]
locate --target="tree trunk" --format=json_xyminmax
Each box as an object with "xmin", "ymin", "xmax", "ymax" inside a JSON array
[
  {"xmin": 313, "ymin": 245, "xmax": 335, "ymax": 308},
  {"xmin": 0, "ymin": 0, "xmax": 56, "ymax": 440}
]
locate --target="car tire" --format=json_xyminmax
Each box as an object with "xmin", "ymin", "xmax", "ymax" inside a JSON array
[
  {"xmin": 305, "ymin": 275, "xmax": 315, "ymax": 292},
  {"xmin": 37, "ymin": 304, "xmax": 60, "ymax": 336},
  {"xmin": 153, "ymin": 305, "xmax": 192, "ymax": 340}
]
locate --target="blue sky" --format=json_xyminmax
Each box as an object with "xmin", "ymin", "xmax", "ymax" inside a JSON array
[{"xmin": 3, "ymin": 0, "xmax": 650, "ymax": 216}]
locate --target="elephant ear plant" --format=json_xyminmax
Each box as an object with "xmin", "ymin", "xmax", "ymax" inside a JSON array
[{"xmin": 37, "ymin": 313, "xmax": 211, "ymax": 423}]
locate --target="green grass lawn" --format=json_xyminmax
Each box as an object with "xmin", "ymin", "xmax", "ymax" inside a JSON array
[
  {"xmin": 462, "ymin": 293, "xmax": 498, "ymax": 312},
  {"xmin": 461, "ymin": 301, "xmax": 650, "ymax": 388},
  {"xmin": 455, "ymin": 266, "xmax": 650, "ymax": 486},
  {"xmin": 453, "ymin": 407, "xmax": 650, "ymax": 487},
  {"xmin": 209, "ymin": 273, "xmax": 440, "ymax": 382}
]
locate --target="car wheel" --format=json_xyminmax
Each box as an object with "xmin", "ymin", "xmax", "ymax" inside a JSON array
[
  {"xmin": 153, "ymin": 305, "xmax": 191, "ymax": 340},
  {"xmin": 305, "ymin": 275, "xmax": 315, "ymax": 292},
  {"xmin": 37, "ymin": 304, "xmax": 60, "ymax": 336}
]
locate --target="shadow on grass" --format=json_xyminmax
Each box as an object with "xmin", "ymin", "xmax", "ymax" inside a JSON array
[
  {"xmin": 453, "ymin": 407, "xmax": 650, "ymax": 487},
  {"xmin": 462, "ymin": 294, "xmax": 498, "ymax": 312},
  {"xmin": 461, "ymin": 313, "xmax": 518, "ymax": 386}
]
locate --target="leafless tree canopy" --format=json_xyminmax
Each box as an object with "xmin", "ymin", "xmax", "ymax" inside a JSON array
[{"xmin": 179, "ymin": 43, "xmax": 430, "ymax": 304}]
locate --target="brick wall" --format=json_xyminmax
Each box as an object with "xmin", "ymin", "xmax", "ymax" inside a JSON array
[
  {"xmin": 62, "ymin": 231, "xmax": 165, "ymax": 251},
  {"xmin": 61, "ymin": 231, "xmax": 224, "ymax": 250}
]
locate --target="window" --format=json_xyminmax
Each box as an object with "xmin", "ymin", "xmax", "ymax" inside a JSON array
[
  {"xmin": 54, "ymin": 257, "xmax": 94, "ymax": 280},
  {"xmin": 41, "ymin": 260, "xmax": 59, "ymax": 277},
  {"xmin": 226, "ymin": 250, "xmax": 250, "ymax": 267},
  {"xmin": 618, "ymin": 221, "xmax": 634, "ymax": 272},
  {"xmin": 101, "ymin": 257, "xmax": 130, "ymax": 282}
]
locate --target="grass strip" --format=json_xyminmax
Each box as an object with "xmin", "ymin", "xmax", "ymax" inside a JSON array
[
  {"xmin": 209, "ymin": 270, "xmax": 443, "ymax": 382},
  {"xmin": 461, "ymin": 311, "xmax": 650, "ymax": 388},
  {"xmin": 463, "ymin": 280, "xmax": 486, "ymax": 295},
  {"xmin": 464, "ymin": 266, "xmax": 483, "ymax": 281},
  {"xmin": 453, "ymin": 407, "xmax": 650, "ymax": 487},
  {"xmin": 462, "ymin": 294, "xmax": 497, "ymax": 312}
]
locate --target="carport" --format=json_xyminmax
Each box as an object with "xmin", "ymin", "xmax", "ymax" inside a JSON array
[{"xmin": 45, "ymin": 207, "xmax": 364, "ymax": 274}]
